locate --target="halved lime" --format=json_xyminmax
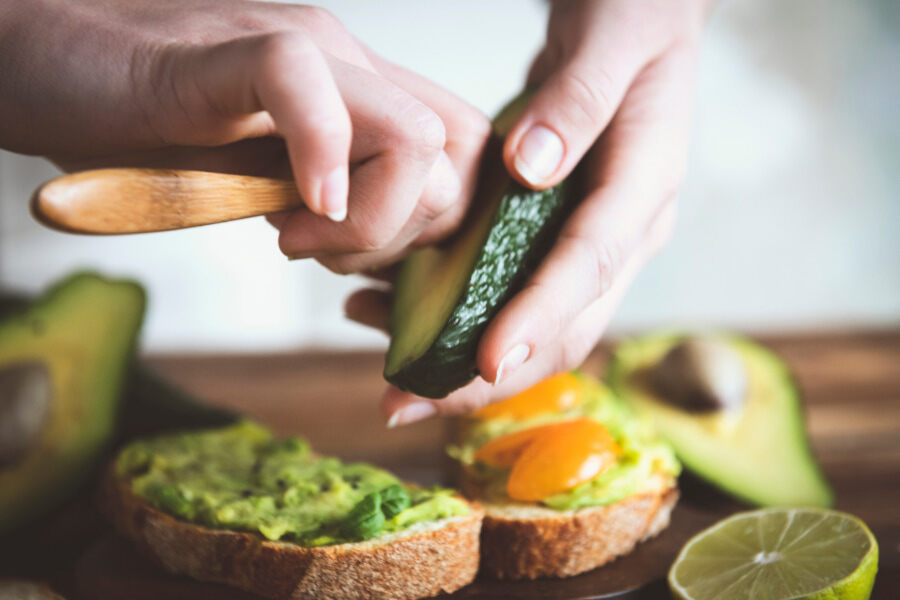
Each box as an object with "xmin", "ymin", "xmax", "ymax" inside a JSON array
[{"xmin": 669, "ymin": 508, "xmax": 878, "ymax": 600}]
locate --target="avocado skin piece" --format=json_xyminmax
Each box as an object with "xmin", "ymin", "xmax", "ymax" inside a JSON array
[
  {"xmin": 0, "ymin": 272, "xmax": 145, "ymax": 534},
  {"xmin": 608, "ymin": 333, "xmax": 834, "ymax": 508},
  {"xmin": 384, "ymin": 92, "xmax": 576, "ymax": 398},
  {"xmin": 386, "ymin": 178, "xmax": 571, "ymax": 398}
]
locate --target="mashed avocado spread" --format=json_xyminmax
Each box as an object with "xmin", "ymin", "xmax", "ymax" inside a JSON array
[
  {"xmin": 453, "ymin": 374, "xmax": 680, "ymax": 510},
  {"xmin": 116, "ymin": 422, "xmax": 468, "ymax": 546}
]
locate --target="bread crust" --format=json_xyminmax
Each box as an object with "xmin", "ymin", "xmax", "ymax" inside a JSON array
[
  {"xmin": 100, "ymin": 466, "xmax": 482, "ymax": 600},
  {"xmin": 471, "ymin": 480, "xmax": 678, "ymax": 579}
]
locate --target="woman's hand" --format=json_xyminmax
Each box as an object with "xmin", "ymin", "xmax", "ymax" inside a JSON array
[
  {"xmin": 360, "ymin": 0, "xmax": 712, "ymax": 424},
  {"xmin": 0, "ymin": 0, "xmax": 490, "ymax": 273}
]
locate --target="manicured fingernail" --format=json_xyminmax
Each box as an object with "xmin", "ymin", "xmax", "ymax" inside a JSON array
[
  {"xmin": 494, "ymin": 343, "xmax": 530, "ymax": 386},
  {"xmin": 321, "ymin": 166, "xmax": 348, "ymax": 222},
  {"xmin": 387, "ymin": 401, "xmax": 437, "ymax": 428},
  {"xmin": 514, "ymin": 125, "xmax": 564, "ymax": 186}
]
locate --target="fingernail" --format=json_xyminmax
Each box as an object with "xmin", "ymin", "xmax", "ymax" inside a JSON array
[
  {"xmin": 386, "ymin": 401, "xmax": 437, "ymax": 428},
  {"xmin": 494, "ymin": 343, "xmax": 530, "ymax": 386},
  {"xmin": 514, "ymin": 125, "xmax": 564, "ymax": 186},
  {"xmin": 321, "ymin": 166, "xmax": 348, "ymax": 222}
]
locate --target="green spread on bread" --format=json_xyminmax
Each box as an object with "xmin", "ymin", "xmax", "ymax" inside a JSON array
[{"xmin": 116, "ymin": 422, "xmax": 469, "ymax": 545}]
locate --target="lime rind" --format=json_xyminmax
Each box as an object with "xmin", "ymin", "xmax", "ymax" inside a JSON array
[{"xmin": 669, "ymin": 508, "xmax": 878, "ymax": 600}]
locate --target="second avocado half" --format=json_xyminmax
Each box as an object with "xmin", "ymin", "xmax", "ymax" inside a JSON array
[{"xmin": 608, "ymin": 333, "xmax": 833, "ymax": 508}]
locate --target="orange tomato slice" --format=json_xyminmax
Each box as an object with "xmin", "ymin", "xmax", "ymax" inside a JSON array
[
  {"xmin": 472, "ymin": 422, "xmax": 563, "ymax": 467},
  {"xmin": 506, "ymin": 418, "xmax": 621, "ymax": 502},
  {"xmin": 473, "ymin": 372, "xmax": 583, "ymax": 420}
]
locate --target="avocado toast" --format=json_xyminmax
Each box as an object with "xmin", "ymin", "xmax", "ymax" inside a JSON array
[
  {"xmin": 103, "ymin": 422, "xmax": 482, "ymax": 600},
  {"xmin": 452, "ymin": 372, "xmax": 680, "ymax": 579}
]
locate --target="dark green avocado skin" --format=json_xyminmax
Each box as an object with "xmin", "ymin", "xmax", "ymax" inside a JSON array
[{"xmin": 386, "ymin": 179, "xmax": 573, "ymax": 399}]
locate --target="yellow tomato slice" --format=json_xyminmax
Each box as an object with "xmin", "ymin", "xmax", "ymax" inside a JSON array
[
  {"xmin": 473, "ymin": 372, "xmax": 583, "ymax": 420},
  {"xmin": 472, "ymin": 422, "xmax": 563, "ymax": 467},
  {"xmin": 506, "ymin": 418, "xmax": 621, "ymax": 502}
]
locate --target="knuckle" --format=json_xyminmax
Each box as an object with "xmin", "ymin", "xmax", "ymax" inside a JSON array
[
  {"xmin": 297, "ymin": 5, "xmax": 340, "ymax": 31},
  {"xmin": 419, "ymin": 182, "xmax": 459, "ymax": 222},
  {"xmin": 299, "ymin": 109, "xmax": 352, "ymax": 147},
  {"xmin": 258, "ymin": 31, "xmax": 317, "ymax": 74},
  {"xmin": 412, "ymin": 206, "xmax": 463, "ymax": 247},
  {"xmin": 257, "ymin": 33, "xmax": 352, "ymax": 142},
  {"xmin": 561, "ymin": 230, "xmax": 620, "ymax": 298},
  {"xmin": 556, "ymin": 64, "xmax": 615, "ymax": 131},
  {"xmin": 354, "ymin": 222, "xmax": 397, "ymax": 252},
  {"xmin": 318, "ymin": 256, "xmax": 355, "ymax": 276},
  {"xmin": 390, "ymin": 100, "xmax": 446, "ymax": 159},
  {"xmin": 447, "ymin": 109, "xmax": 492, "ymax": 150}
]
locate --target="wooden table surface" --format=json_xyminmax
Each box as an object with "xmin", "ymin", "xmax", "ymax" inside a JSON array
[{"xmin": 144, "ymin": 330, "xmax": 900, "ymax": 598}]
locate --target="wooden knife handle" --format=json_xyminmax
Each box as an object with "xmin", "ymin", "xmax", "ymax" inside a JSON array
[{"xmin": 31, "ymin": 168, "xmax": 303, "ymax": 234}]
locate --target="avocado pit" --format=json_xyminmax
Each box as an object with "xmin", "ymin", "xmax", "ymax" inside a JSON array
[
  {"xmin": 0, "ymin": 361, "xmax": 52, "ymax": 468},
  {"xmin": 652, "ymin": 337, "xmax": 747, "ymax": 413}
]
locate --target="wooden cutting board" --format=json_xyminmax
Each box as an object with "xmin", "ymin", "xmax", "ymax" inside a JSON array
[{"xmin": 70, "ymin": 332, "xmax": 900, "ymax": 598}]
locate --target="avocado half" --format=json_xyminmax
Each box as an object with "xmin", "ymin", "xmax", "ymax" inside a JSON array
[
  {"xmin": 0, "ymin": 273, "xmax": 145, "ymax": 533},
  {"xmin": 385, "ymin": 92, "xmax": 576, "ymax": 398},
  {"xmin": 608, "ymin": 333, "xmax": 833, "ymax": 508}
]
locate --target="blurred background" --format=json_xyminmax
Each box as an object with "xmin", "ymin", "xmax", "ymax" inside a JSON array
[{"xmin": 1, "ymin": 0, "xmax": 897, "ymax": 352}]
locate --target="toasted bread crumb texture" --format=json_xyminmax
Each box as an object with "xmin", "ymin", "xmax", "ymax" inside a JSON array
[
  {"xmin": 102, "ymin": 468, "xmax": 483, "ymax": 600},
  {"xmin": 478, "ymin": 486, "xmax": 678, "ymax": 579}
]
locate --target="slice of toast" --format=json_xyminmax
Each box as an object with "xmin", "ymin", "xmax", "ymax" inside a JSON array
[
  {"xmin": 100, "ymin": 467, "xmax": 482, "ymax": 600},
  {"xmin": 452, "ymin": 370, "xmax": 681, "ymax": 580},
  {"xmin": 464, "ymin": 474, "xmax": 678, "ymax": 579}
]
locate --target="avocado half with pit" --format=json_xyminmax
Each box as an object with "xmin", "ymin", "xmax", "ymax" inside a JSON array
[
  {"xmin": 0, "ymin": 273, "xmax": 145, "ymax": 533},
  {"xmin": 608, "ymin": 333, "xmax": 833, "ymax": 508},
  {"xmin": 385, "ymin": 93, "xmax": 575, "ymax": 398}
]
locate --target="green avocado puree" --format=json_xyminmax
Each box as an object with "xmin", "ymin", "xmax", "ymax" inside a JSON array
[
  {"xmin": 116, "ymin": 422, "xmax": 468, "ymax": 546},
  {"xmin": 452, "ymin": 373, "xmax": 680, "ymax": 510}
]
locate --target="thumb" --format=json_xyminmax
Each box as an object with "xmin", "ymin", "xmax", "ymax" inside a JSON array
[{"xmin": 503, "ymin": 53, "xmax": 647, "ymax": 190}]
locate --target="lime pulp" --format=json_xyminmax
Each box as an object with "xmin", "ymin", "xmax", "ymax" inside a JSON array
[{"xmin": 669, "ymin": 508, "xmax": 878, "ymax": 600}]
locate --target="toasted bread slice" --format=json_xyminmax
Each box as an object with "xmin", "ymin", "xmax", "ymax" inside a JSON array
[
  {"xmin": 464, "ymin": 473, "xmax": 678, "ymax": 579},
  {"xmin": 101, "ymin": 467, "xmax": 482, "ymax": 600}
]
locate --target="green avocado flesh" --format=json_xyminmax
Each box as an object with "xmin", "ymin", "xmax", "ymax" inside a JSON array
[
  {"xmin": 0, "ymin": 273, "xmax": 145, "ymax": 534},
  {"xmin": 384, "ymin": 93, "xmax": 575, "ymax": 398},
  {"xmin": 453, "ymin": 375, "xmax": 680, "ymax": 510},
  {"xmin": 608, "ymin": 334, "xmax": 833, "ymax": 508},
  {"xmin": 116, "ymin": 422, "xmax": 469, "ymax": 546}
]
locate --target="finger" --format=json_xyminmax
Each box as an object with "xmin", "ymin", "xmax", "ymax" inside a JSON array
[
  {"xmin": 366, "ymin": 52, "xmax": 491, "ymax": 247},
  {"xmin": 182, "ymin": 32, "xmax": 352, "ymax": 221},
  {"xmin": 344, "ymin": 288, "xmax": 391, "ymax": 333},
  {"xmin": 266, "ymin": 210, "xmax": 292, "ymax": 230},
  {"xmin": 525, "ymin": 44, "xmax": 562, "ymax": 86},
  {"xmin": 502, "ymin": 17, "xmax": 655, "ymax": 189},
  {"xmin": 313, "ymin": 150, "xmax": 460, "ymax": 274},
  {"xmin": 479, "ymin": 50, "xmax": 695, "ymax": 385},
  {"xmin": 278, "ymin": 59, "xmax": 448, "ymax": 258},
  {"xmin": 368, "ymin": 52, "xmax": 491, "ymax": 209},
  {"xmin": 360, "ymin": 265, "xmax": 400, "ymax": 283}
]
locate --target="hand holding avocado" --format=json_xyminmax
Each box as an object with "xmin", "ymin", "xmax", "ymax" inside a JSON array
[
  {"xmin": 366, "ymin": 0, "xmax": 713, "ymax": 421},
  {"xmin": 5, "ymin": 0, "xmax": 712, "ymax": 422}
]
